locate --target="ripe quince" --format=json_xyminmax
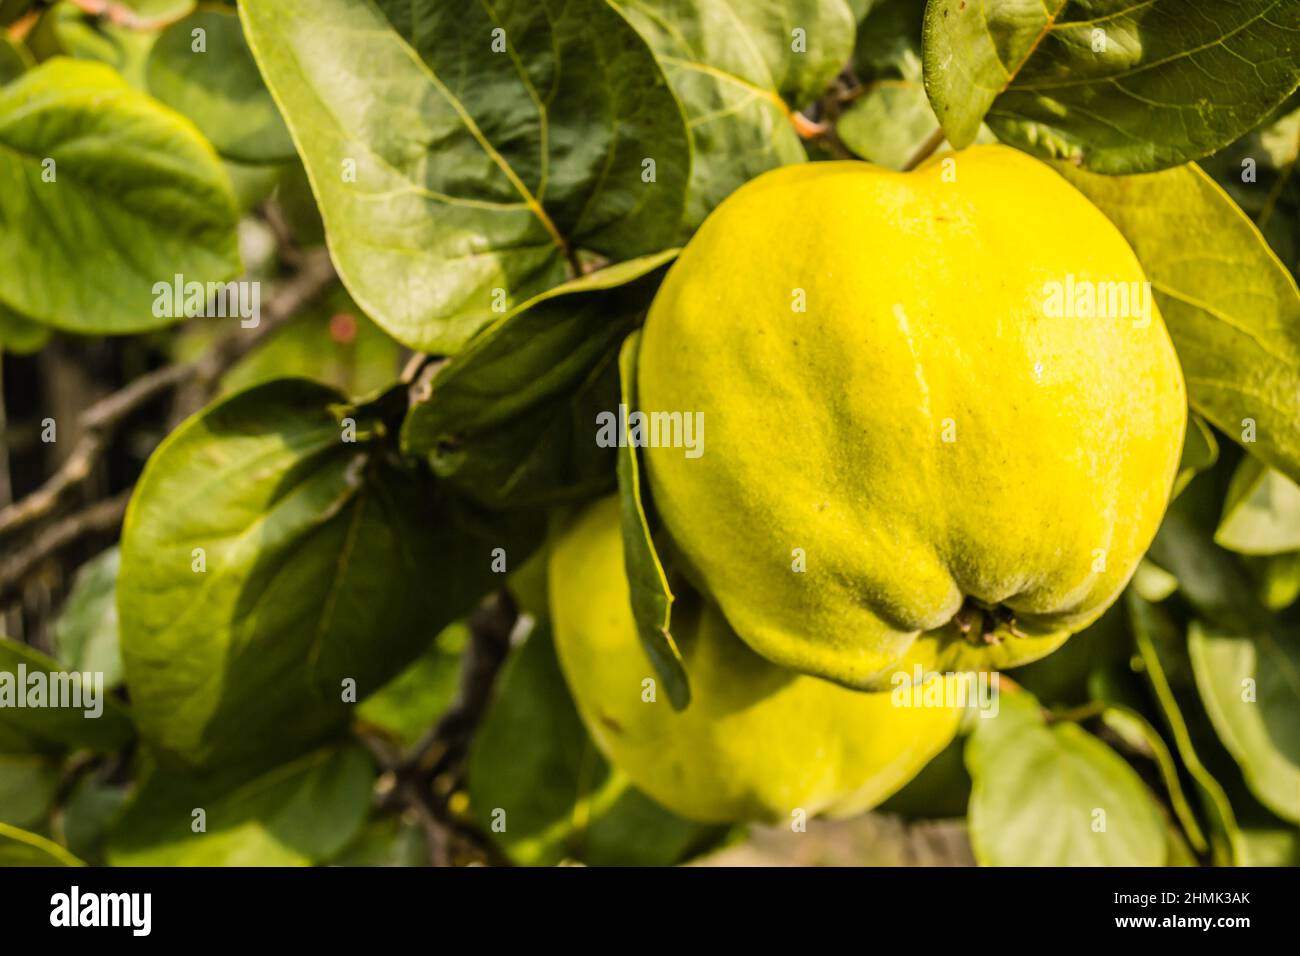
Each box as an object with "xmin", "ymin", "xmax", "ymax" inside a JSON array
[
  {"xmin": 548, "ymin": 497, "xmax": 963, "ymax": 824},
  {"xmin": 637, "ymin": 145, "xmax": 1186, "ymax": 689}
]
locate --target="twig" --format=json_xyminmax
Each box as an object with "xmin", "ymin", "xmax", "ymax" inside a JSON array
[
  {"xmin": 0, "ymin": 249, "xmax": 337, "ymax": 542},
  {"xmin": 0, "ymin": 489, "xmax": 131, "ymax": 604}
]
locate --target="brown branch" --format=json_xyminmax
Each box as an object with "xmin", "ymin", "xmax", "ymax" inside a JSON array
[
  {"xmin": 0, "ymin": 489, "xmax": 131, "ymax": 604},
  {"xmin": 0, "ymin": 249, "xmax": 337, "ymax": 543},
  {"xmin": 902, "ymin": 126, "xmax": 948, "ymax": 172}
]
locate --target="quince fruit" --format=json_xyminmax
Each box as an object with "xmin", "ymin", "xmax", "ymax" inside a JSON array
[
  {"xmin": 637, "ymin": 145, "xmax": 1186, "ymax": 689},
  {"xmin": 548, "ymin": 497, "xmax": 963, "ymax": 824}
]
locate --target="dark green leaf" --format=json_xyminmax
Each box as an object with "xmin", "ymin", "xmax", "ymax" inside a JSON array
[
  {"xmin": 1057, "ymin": 161, "xmax": 1300, "ymax": 484},
  {"xmin": 0, "ymin": 753, "xmax": 60, "ymax": 829},
  {"xmin": 1216, "ymin": 453, "xmax": 1300, "ymax": 554},
  {"xmin": 147, "ymin": 8, "xmax": 294, "ymax": 164},
  {"xmin": 966, "ymin": 689, "xmax": 1167, "ymax": 866},
  {"xmin": 401, "ymin": 251, "xmax": 675, "ymax": 508},
  {"xmin": 0, "ymin": 58, "xmax": 240, "ymax": 334},
  {"xmin": 0, "ymin": 301, "xmax": 49, "ymax": 353},
  {"xmin": 924, "ymin": 0, "xmax": 1300, "ymax": 173},
  {"xmin": 468, "ymin": 623, "xmax": 720, "ymax": 866},
  {"xmin": 1174, "ymin": 414, "xmax": 1219, "ymax": 499},
  {"xmin": 355, "ymin": 622, "xmax": 466, "ymax": 748},
  {"xmin": 0, "ymin": 33, "xmax": 31, "ymax": 83},
  {"xmin": 239, "ymin": 0, "xmax": 690, "ymax": 353},
  {"xmin": 615, "ymin": 330, "xmax": 689, "ymax": 710},
  {"xmin": 108, "ymin": 742, "xmax": 374, "ymax": 866},
  {"xmin": 58, "ymin": 775, "xmax": 132, "ymax": 865},
  {"xmin": 328, "ymin": 814, "xmax": 429, "ymax": 867},
  {"xmin": 118, "ymin": 379, "xmax": 530, "ymax": 770}
]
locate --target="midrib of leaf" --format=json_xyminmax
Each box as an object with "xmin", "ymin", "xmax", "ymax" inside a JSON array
[
  {"xmin": 477, "ymin": 0, "xmax": 552, "ymax": 203},
  {"xmin": 304, "ymin": 481, "xmax": 371, "ymax": 696},
  {"xmin": 383, "ymin": 13, "xmax": 573, "ymax": 265}
]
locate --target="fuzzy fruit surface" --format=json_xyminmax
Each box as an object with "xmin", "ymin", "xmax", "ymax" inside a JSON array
[
  {"xmin": 548, "ymin": 497, "xmax": 962, "ymax": 824},
  {"xmin": 637, "ymin": 145, "xmax": 1187, "ymax": 690}
]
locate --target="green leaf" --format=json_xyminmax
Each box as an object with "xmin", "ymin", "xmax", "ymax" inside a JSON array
[
  {"xmin": 468, "ymin": 623, "xmax": 720, "ymax": 866},
  {"xmin": 838, "ymin": 81, "xmax": 938, "ymax": 170},
  {"xmin": 0, "ymin": 637, "xmax": 134, "ymax": 754},
  {"xmin": 876, "ymin": 734, "xmax": 971, "ymax": 820},
  {"xmin": 0, "ymin": 58, "xmax": 240, "ymax": 334},
  {"xmin": 615, "ymin": 330, "xmax": 689, "ymax": 710},
  {"xmin": 356, "ymin": 622, "xmax": 466, "ymax": 748},
  {"xmin": 1010, "ymin": 602, "xmax": 1130, "ymax": 706},
  {"xmin": 1244, "ymin": 551, "xmax": 1300, "ymax": 611},
  {"xmin": 0, "ymin": 753, "xmax": 60, "ymax": 829},
  {"xmin": 0, "ymin": 0, "xmax": 33, "ymax": 29},
  {"xmin": 239, "ymin": 0, "xmax": 690, "ymax": 354},
  {"xmin": 0, "ymin": 33, "xmax": 32, "ymax": 84},
  {"xmin": 0, "ymin": 822, "xmax": 84, "ymax": 866},
  {"xmin": 401, "ymin": 251, "xmax": 675, "ymax": 509},
  {"xmin": 118, "ymin": 379, "xmax": 530, "ymax": 770},
  {"xmin": 1132, "ymin": 558, "xmax": 1179, "ymax": 603},
  {"xmin": 52, "ymin": 547, "xmax": 123, "ymax": 689},
  {"xmin": 1216, "ymin": 453, "xmax": 1300, "ymax": 554},
  {"xmin": 108, "ymin": 742, "xmax": 374, "ymax": 866},
  {"xmin": 1056, "ymin": 162, "xmax": 1300, "ymax": 484},
  {"xmin": 58, "ymin": 775, "xmax": 131, "ymax": 865},
  {"xmin": 611, "ymin": 0, "xmax": 854, "ymax": 228},
  {"xmin": 1189, "ymin": 620, "xmax": 1300, "ymax": 823},
  {"xmin": 146, "ymin": 8, "xmax": 294, "ymax": 164},
  {"xmin": 923, "ymin": 0, "xmax": 1300, "ymax": 174},
  {"xmin": 966, "ymin": 690, "xmax": 1166, "ymax": 866}
]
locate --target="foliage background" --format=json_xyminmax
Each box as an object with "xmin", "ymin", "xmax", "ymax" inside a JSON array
[{"xmin": 0, "ymin": 0, "xmax": 1296, "ymax": 866}]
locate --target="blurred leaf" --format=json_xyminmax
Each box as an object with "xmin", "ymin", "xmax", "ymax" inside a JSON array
[
  {"xmin": 1174, "ymin": 414, "xmax": 1220, "ymax": 499},
  {"xmin": 1244, "ymin": 551, "xmax": 1300, "ymax": 611},
  {"xmin": 615, "ymin": 330, "xmax": 689, "ymax": 710},
  {"xmin": 118, "ymin": 379, "xmax": 531, "ymax": 770},
  {"xmin": 221, "ymin": 287, "xmax": 402, "ymax": 400},
  {"xmin": 0, "ymin": 822, "xmax": 83, "ymax": 866},
  {"xmin": 239, "ymin": 0, "xmax": 690, "ymax": 353},
  {"xmin": 1132, "ymin": 559, "xmax": 1179, "ymax": 604},
  {"xmin": 402, "ymin": 252, "xmax": 674, "ymax": 509},
  {"xmin": 356, "ymin": 622, "xmax": 466, "ymax": 748},
  {"xmin": 852, "ymin": 0, "xmax": 924, "ymax": 81},
  {"xmin": 29, "ymin": 2, "xmax": 158, "ymax": 88},
  {"xmin": 1189, "ymin": 620, "xmax": 1300, "ymax": 823},
  {"xmin": 0, "ymin": 58, "xmax": 240, "ymax": 334},
  {"xmin": 147, "ymin": 8, "xmax": 293, "ymax": 164},
  {"xmin": 1216, "ymin": 454, "xmax": 1300, "ymax": 554},
  {"xmin": 0, "ymin": 753, "xmax": 60, "ymax": 829},
  {"xmin": 0, "ymin": 0, "xmax": 32, "ymax": 28},
  {"xmin": 0, "ymin": 637, "xmax": 133, "ymax": 754},
  {"xmin": 612, "ymin": 0, "xmax": 854, "ymax": 228},
  {"xmin": 327, "ymin": 814, "xmax": 429, "ymax": 867},
  {"xmin": 0, "ymin": 33, "xmax": 31, "ymax": 83},
  {"xmin": 0, "ymin": 301, "xmax": 49, "ymax": 353},
  {"xmin": 1128, "ymin": 592, "xmax": 1241, "ymax": 866},
  {"xmin": 468, "ymin": 624, "xmax": 719, "ymax": 866},
  {"xmin": 1101, "ymin": 705, "xmax": 1208, "ymax": 854},
  {"xmin": 838, "ymin": 82, "xmax": 936, "ymax": 169},
  {"xmin": 108, "ymin": 742, "xmax": 374, "ymax": 866},
  {"xmin": 923, "ymin": 0, "xmax": 1300, "ymax": 173},
  {"xmin": 1059, "ymin": 162, "xmax": 1300, "ymax": 485},
  {"xmin": 58, "ymin": 775, "xmax": 131, "ymax": 866},
  {"xmin": 52, "ymin": 547, "xmax": 123, "ymax": 689},
  {"xmin": 966, "ymin": 690, "xmax": 1167, "ymax": 866}
]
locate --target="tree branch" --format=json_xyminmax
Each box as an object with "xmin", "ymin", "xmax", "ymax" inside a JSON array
[
  {"xmin": 0, "ymin": 248, "xmax": 337, "ymax": 543},
  {"xmin": 0, "ymin": 488, "xmax": 131, "ymax": 604}
]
